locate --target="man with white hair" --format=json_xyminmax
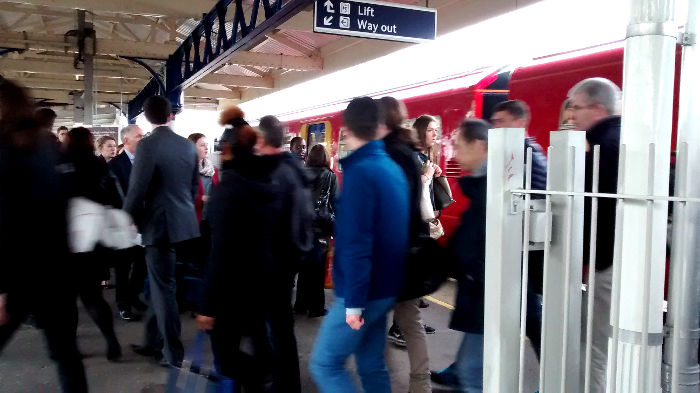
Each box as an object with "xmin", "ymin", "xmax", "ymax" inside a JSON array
[
  {"xmin": 569, "ymin": 77, "xmax": 621, "ymax": 393},
  {"xmin": 109, "ymin": 124, "xmax": 146, "ymax": 321}
]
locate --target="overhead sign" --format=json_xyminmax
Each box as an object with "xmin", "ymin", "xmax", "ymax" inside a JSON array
[{"xmin": 313, "ymin": 0, "xmax": 437, "ymax": 44}]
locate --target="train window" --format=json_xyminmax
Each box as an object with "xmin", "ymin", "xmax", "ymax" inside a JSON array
[{"xmin": 307, "ymin": 123, "xmax": 327, "ymax": 148}]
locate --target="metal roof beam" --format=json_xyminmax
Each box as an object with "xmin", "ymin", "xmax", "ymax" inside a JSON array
[
  {"xmin": 6, "ymin": 0, "xmax": 215, "ymax": 18},
  {"xmin": 29, "ymin": 89, "xmax": 133, "ymax": 103},
  {"xmin": 16, "ymin": 77, "xmax": 142, "ymax": 93},
  {"xmin": 184, "ymin": 87, "xmax": 241, "ymax": 100},
  {"xmin": 0, "ymin": 58, "xmax": 150, "ymax": 79},
  {"xmin": 227, "ymin": 51, "xmax": 321, "ymax": 71},
  {"xmin": 198, "ymin": 73, "xmax": 274, "ymax": 89},
  {"xmin": 0, "ymin": 31, "xmax": 177, "ymax": 59}
]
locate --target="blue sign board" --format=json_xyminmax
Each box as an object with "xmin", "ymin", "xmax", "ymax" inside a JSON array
[{"xmin": 313, "ymin": 0, "xmax": 437, "ymax": 43}]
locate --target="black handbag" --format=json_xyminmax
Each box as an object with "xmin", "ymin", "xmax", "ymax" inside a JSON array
[
  {"xmin": 398, "ymin": 236, "xmax": 450, "ymax": 301},
  {"xmin": 433, "ymin": 176, "xmax": 455, "ymax": 211},
  {"xmin": 314, "ymin": 171, "xmax": 335, "ymax": 236}
]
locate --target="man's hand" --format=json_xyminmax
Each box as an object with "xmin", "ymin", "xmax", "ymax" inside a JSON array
[
  {"xmin": 196, "ymin": 314, "xmax": 215, "ymax": 330},
  {"xmin": 0, "ymin": 293, "xmax": 9, "ymax": 326},
  {"xmin": 346, "ymin": 314, "xmax": 364, "ymax": 330}
]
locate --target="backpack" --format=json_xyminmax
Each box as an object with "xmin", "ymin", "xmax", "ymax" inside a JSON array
[{"xmin": 314, "ymin": 170, "xmax": 335, "ymax": 236}]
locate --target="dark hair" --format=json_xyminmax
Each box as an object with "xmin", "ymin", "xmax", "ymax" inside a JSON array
[
  {"xmin": 220, "ymin": 126, "xmax": 257, "ymax": 158},
  {"xmin": 57, "ymin": 126, "xmax": 69, "ymax": 132},
  {"xmin": 66, "ymin": 127, "xmax": 95, "ymax": 155},
  {"xmin": 144, "ymin": 96, "xmax": 172, "ymax": 125},
  {"xmin": 378, "ymin": 96, "xmax": 417, "ymax": 147},
  {"xmin": 492, "ymin": 100, "xmax": 530, "ymax": 121},
  {"xmin": 258, "ymin": 115, "xmax": 285, "ymax": 148},
  {"xmin": 96, "ymin": 135, "xmax": 116, "ymax": 149},
  {"xmin": 457, "ymin": 118, "xmax": 490, "ymax": 143},
  {"xmin": 188, "ymin": 133, "xmax": 206, "ymax": 144},
  {"xmin": 413, "ymin": 114, "xmax": 439, "ymax": 162},
  {"xmin": 0, "ymin": 79, "xmax": 41, "ymax": 148},
  {"xmin": 290, "ymin": 136, "xmax": 304, "ymax": 149},
  {"xmin": 343, "ymin": 96, "xmax": 379, "ymax": 140},
  {"xmin": 307, "ymin": 144, "xmax": 330, "ymax": 168},
  {"xmin": 35, "ymin": 107, "xmax": 57, "ymax": 130}
]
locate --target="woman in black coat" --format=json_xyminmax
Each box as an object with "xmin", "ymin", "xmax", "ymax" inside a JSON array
[
  {"xmin": 65, "ymin": 127, "xmax": 123, "ymax": 361},
  {"xmin": 293, "ymin": 144, "xmax": 338, "ymax": 318}
]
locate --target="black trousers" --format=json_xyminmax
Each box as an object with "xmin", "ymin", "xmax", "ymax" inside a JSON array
[
  {"xmin": 294, "ymin": 239, "xmax": 328, "ymax": 315},
  {"xmin": 268, "ymin": 278, "xmax": 302, "ymax": 393},
  {"xmin": 114, "ymin": 246, "xmax": 146, "ymax": 312},
  {"xmin": 142, "ymin": 244, "xmax": 183, "ymax": 364},
  {"xmin": 0, "ymin": 291, "xmax": 88, "ymax": 393},
  {"xmin": 211, "ymin": 316, "xmax": 272, "ymax": 393},
  {"xmin": 75, "ymin": 252, "xmax": 120, "ymax": 349}
]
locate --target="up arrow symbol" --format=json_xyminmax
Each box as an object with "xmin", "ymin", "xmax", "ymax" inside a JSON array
[
  {"xmin": 323, "ymin": 15, "xmax": 333, "ymax": 25},
  {"xmin": 324, "ymin": 0, "xmax": 334, "ymax": 13}
]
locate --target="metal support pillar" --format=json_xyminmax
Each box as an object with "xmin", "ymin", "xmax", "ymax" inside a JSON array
[
  {"xmin": 608, "ymin": 1, "xmax": 676, "ymax": 392},
  {"xmin": 662, "ymin": 0, "xmax": 700, "ymax": 392},
  {"xmin": 484, "ymin": 128, "xmax": 524, "ymax": 392},
  {"xmin": 78, "ymin": 10, "xmax": 95, "ymax": 126},
  {"xmin": 539, "ymin": 131, "xmax": 586, "ymax": 392}
]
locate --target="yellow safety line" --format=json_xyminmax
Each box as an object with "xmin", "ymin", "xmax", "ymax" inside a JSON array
[{"xmin": 423, "ymin": 295, "xmax": 455, "ymax": 311}]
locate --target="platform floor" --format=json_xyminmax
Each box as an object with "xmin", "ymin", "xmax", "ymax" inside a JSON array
[{"xmin": 0, "ymin": 280, "xmax": 540, "ymax": 392}]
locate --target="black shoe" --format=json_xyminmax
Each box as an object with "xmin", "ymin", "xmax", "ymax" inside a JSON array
[
  {"xmin": 131, "ymin": 344, "xmax": 159, "ymax": 358},
  {"xmin": 418, "ymin": 298, "xmax": 430, "ymax": 308},
  {"xmin": 119, "ymin": 310, "xmax": 140, "ymax": 322},
  {"xmin": 423, "ymin": 324, "xmax": 436, "ymax": 334},
  {"xmin": 308, "ymin": 309, "xmax": 328, "ymax": 318},
  {"xmin": 107, "ymin": 342, "xmax": 122, "ymax": 362},
  {"xmin": 387, "ymin": 326, "xmax": 407, "ymax": 347},
  {"xmin": 132, "ymin": 300, "xmax": 148, "ymax": 312}
]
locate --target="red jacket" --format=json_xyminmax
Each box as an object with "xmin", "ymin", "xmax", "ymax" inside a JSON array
[{"xmin": 195, "ymin": 167, "xmax": 219, "ymax": 223}]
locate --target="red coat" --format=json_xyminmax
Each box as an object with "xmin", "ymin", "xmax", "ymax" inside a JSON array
[{"xmin": 195, "ymin": 167, "xmax": 219, "ymax": 223}]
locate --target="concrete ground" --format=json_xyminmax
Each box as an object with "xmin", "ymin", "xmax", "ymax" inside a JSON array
[{"xmin": 0, "ymin": 280, "xmax": 540, "ymax": 392}]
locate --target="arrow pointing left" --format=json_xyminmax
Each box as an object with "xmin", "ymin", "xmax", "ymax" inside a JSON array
[{"xmin": 324, "ymin": 15, "xmax": 333, "ymax": 25}]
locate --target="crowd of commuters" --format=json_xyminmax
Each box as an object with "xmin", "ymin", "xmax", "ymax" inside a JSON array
[{"xmin": 0, "ymin": 74, "xmax": 630, "ymax": 393}]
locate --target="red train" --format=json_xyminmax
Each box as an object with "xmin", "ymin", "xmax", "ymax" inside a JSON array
[{"xmin": 284, "ymin": 42, "xmax": 683, "ymax": 242}]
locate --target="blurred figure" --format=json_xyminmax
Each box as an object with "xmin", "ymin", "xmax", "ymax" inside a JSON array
[
  {"xmin": 559, "ymin": 98, "xmax": 575, "ymax": 130},
  {"xmin": 64, "ymin": 127, "xmax": 123, "ymax": 361},
  {"xmin": 256, "ymin": 113, "xmax": 314, "ymax": 393},
  {"xmin": 290, "ymin": 136, "xmax": 307, "ymax": 161},
  {"xmin": 448, "ymin": 119, "xmax": 491, "ymax": 392},
  {"xmin": 570, "ymin": 78, "xmax": 621, "ymax": 393},
  {"xmin": 187, "ymin": 133, "xmax": 219, "ymax": 226},
  {"xmin": 378, "ymin": 96, "xmax": 433, "ymax": 393},
  {"xmin": 57, "ymin": 126, "xmax": 69, "ymax": 144},
  {"xmin": 294, "ymin": 144, "xmax": 337, "ymax": 318},
  {"xmin": 35, "ymin": 107, "xmax": 57, "ymax": 134},
  {"xmin": 197, "ymin": 109, "xmax": 279, "ymax": 391},
  {"xmin": 125, "ymin": 96, "xmax": 199, "ymax": 367},
  {"xmin": 109, "ymin": 124, "xmax": 147, "ymax": 321},
  {"xmin": 0, "ymin": 79, "xmax": 88, "ymax": 393},
  {"xmin": 310, "ymin": 97, "xmax": 409, "ymax": 393},
  {"xmin": 97, "ymin": 135, "xmax": 118, "ymax": 163}
]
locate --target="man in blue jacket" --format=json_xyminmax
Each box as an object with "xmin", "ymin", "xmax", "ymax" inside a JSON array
[{"xmin": 310, "ymin": 97, "xmax": 409, "ymax": 393}]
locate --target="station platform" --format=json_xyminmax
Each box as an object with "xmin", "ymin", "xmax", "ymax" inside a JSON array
[{"xmin": 0, "ymin": 281, "xmax": 539, "ymax": 392}]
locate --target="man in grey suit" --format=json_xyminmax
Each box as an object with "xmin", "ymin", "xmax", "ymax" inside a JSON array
[{"xmin": 124, "ymin": 96, "xmax": 200, "ymax": 366}]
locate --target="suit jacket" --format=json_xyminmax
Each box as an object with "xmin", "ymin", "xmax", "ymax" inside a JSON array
[
  {"xmin": 123, "ymin": 126, "xmax": 200, "ymax": 246},
  {"xmin": 109, "ymin": 150, "xmax": 133, "ymax": 198}
]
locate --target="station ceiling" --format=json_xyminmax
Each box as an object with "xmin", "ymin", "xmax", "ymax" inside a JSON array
[{"xmin": 0, "ymin": 0, "xmax": 539, "ymax": 125}]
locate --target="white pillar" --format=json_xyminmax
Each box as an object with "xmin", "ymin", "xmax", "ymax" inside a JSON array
[
  {"xmin": 484, "ymin": 128, "xmax": 524, "ymax": 393},
  {"xmin": 662, "ymin": 1, "xmax": 700, "ymax": 392},
  {"xmin": 608, "ymin": 1, "xmax": 676, "ymax": 392},
  {"xmin": 539, "ymin": 131, "xmax": 586, "ymax": 392}
]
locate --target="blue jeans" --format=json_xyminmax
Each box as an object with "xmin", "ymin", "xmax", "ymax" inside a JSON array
[
  {"xmin": 310, "ymin": 297, "xmax": 396, "ymax": 393},
  {"xmin": 455, "ymin": 333, "xmax": 484, "ymax": 392}
]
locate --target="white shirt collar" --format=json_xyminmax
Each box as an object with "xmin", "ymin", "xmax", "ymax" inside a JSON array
[{"xmin": 124, "ymin": 148, "xmax": 135, "ymax": 163}]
